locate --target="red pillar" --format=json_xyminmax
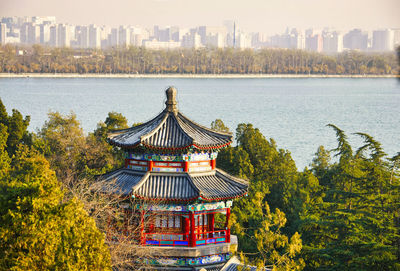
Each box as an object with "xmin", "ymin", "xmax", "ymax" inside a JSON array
[
  {"xmin": 184, "ymin": 217, "xmax": 190, "ymax": 240},
  {"xmin": 189, "ymin": 212, "xmax": 196, "ymax": 247},
  {"xmin": 211, "ymin": 159, "xmax": 216, "ymax": 170},
  {"xmin": 225, "ymin": 208, "xmax": 231, "ymax": 243},
  {"xmin": 184, "ymin": 161, "xmax": 189, "ymax": 172},
  {"xmin": 148, "ymin": 160, "xmax": 154, "ymax": 171},
  {"xmin": 140, "ymin": 210, "xmax": 145, "ymax": 245},
  {"xmin": 125, "ymin": 159, "xmax": 129, "ymax": 168},
  {"xmin": 210, "ymin": 213, "xmax": 215, "ymax": 238}
]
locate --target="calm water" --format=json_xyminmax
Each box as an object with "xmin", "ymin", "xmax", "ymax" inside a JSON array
[{"xmin": 0, "ymin": 77, "xmax": 399, "ymax": 169}]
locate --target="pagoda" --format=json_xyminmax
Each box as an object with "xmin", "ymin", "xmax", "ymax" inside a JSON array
[{"xmin": 102, "ymin": 87, "xmax": 249, "ymax": 270}]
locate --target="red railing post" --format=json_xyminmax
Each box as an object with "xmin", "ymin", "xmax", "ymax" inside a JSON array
[
  {"xmin": 189, "ymin": 212, "xmax": 196, "ymax": 247},
  {"xmin": 226, "ymin": 208, "xmax": 231, "ymax": 243},
  {"xmin": 140, "ymin": 210, "xmax": 145, "ymax": 245},
  {"xmin": 211, "ymin": 159, "xmax": 216, "ymax": 170},
  {"xmin": 148, "ymin": 160, "xmax": 154, "ymax": 171}
]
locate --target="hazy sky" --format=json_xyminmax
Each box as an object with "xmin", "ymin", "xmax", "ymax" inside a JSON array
[{"xmin": 1, "ymin": 0, "xmax": 399, "ymax": 34}]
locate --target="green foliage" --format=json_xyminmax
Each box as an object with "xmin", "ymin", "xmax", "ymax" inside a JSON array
[
  {"xmin": 221, "ymin": 123, "xmax": 321, "ymax": 235},
  {"xmin": 300, "ymin": 126, "xmax": 400, "ymax": 270},
  {"xmin": 0, "ymin": 98, "xmax": 31, "ymax": 156},
  {"xmin": 218, "ymin": 123, "xmax": 306, "ymax": 269},
  {"xmin": 36, "ymin": 111, "xmax": 123, "ymax": 180},
  {"xmin": 0, "ymin": 124, "xmax": 10, "ymax": 177},
  {"xmin": 231, "ymin": 191, "xmax": 305, "ymax": 270},
  {"xmin": 0, "ymin": 45, "xmax": 397, "ymax": 75},
  {"xmin": 94, "ymin": 111, "xmax": 129, "ymax": 139},
  {"xmin": 0, "ymin": 146, "xmax": 111, "ymax": 270},
  {"xmin": 211, "ymin": 119, "xmax": 230, "ymax": 133}
]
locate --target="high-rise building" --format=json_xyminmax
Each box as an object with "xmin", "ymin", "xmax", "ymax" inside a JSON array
[
  {"xmin": 170, "ymin": 26, "xmax": 180, "ymax": 42},
  {"xmin": 108, "ymin": 28, "xmax": 118, "ymax": 47},
  {"xmin": 393, "ymin": 29, "xmax": 400, "ymax": 48},
  {"xmin": 322, "ymin": 31, "xmax": 343, "ymax": 53},
  {"xmin": 89, "ymin": 24, "xmax": 100, "ymax": 48},
  {"xmin": 305, "ymin": 34, "xmax": 323, "ymax": 52},
  {"xmin": 372, "ymin": 29, "xmax": 394, "ymax": 51},
  {"xmin": 205, "ymin": 33, "xmax": 225, "ymax": 48},
  {"xmin": 27, "ymin": 23, "xmax": 40, "ymax": 44},
  {"xmin": 118, "ymin": 26, "xmax": 130, "ymax": 47},
  {"xmin": 40, "ymin": 24, "xmax": 51, "ymax": 45},
  {"xmin": 130, "ymin": 27, "xmax": 149, "ymax": 47},
  {"xmin": 49, "ymin": 25, "xmax": 57, "ymax": 47},
  {"xmin": 0, "ymin": 23, "xmax": 6, "ymax": 44},
  {"xmin": 182, "ymin": 32, "xmax": 201, "ymax": 48},
  {"xmin": 57, "ymin": 24, "xmax": 71, "ymax": 47},
  {"xmin": 343, "ymin": 29, "xmax": 368, "ymax": 51},
  {"xmin": 235, "ymin": 32, "xmax": 252, "ymax": 49},
  {"xmin": 270, "ymin": 28, "xmax": 304, "ymax": 49},
  {"xmin": 77, "ymin": 25, "xmax": 89, "ymax": 48}
]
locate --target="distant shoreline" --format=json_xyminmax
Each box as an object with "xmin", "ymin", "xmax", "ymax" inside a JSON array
[{"xmin": 0, "ymin": 73, "xmax": 398, "ymax": 79}]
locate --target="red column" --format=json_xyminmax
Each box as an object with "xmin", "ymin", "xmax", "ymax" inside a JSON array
[
  {"xmin": 184, "ymin": 161, "xmax": 189, "ymax": 172},
  {"xmin": 184, "ymin": 217, "xmax": 190, "ymax": 240},
  {"xmin": 148, "ymin": 160, "xmax": 154, "ymax": 171},
  {"xmin": 189, "ymin": 212, "xmax": 196, "ymax": 247},
  {"xmin": 211, "ymin": 159, "xmax": 216, "ymax": 170},
  {"xmin": 225, "ymin": 208, "xmax": 231, "ymax": 243},
  {"xmin": 210, "ymin": 213, "xmax": 215, "ymax": 238},
  {"xmin": 140, "ymin": 210, "xmax": 145, "ymax": 245},
  {"xmin": 125, "ymin": 159, "xmax": 129, "ymax": 168}
]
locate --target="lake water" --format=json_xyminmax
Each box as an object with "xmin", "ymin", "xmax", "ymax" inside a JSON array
[{"xmin": 0, "ymin": 77, "xmax": 399, "ymax": 169}]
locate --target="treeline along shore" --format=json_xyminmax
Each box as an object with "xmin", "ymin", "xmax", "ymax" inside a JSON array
[{"xmin": 0, "ymin": 44, "xmax": 399, "ymax": 75}]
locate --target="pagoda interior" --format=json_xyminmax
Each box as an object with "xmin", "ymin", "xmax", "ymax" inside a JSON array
[{"xmin": 101, "ymin": 87, "xmax": 248, "ymax": 270}]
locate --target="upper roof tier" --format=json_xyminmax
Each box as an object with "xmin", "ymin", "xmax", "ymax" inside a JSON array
[{"xmin": 107, "ymin": 87, "xmax": 233, "ymax": 152}]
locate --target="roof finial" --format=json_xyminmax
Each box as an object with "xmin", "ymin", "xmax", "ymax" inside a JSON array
[{"xmin": 165, "ymin": 86, "xmax": 178, "ymax": 113}]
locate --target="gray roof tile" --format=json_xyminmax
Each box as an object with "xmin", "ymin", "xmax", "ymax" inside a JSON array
[
  {"xmin": 107, "ymin": 88, "xmax": 232, "ymax": 151},
  {"xmin": 100, "ymin": 169, "xmax": 248, "ymax": 202}
]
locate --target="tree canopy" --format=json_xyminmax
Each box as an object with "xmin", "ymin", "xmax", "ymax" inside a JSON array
[
  {"xmin": 0, "ymin": 145, "xmax": 111, "ymax": 270},
  {"xmin": 0, "ymin": 45, "xmax": 397, "ymax": 75}
]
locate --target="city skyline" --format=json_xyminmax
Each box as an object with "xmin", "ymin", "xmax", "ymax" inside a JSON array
[
  {"xmin": 0, "ymin": 0, "xmax": 399, "ymax": 36},
  {"xmin": 1, "ymin": 16, "xmax": 399, "ymax": 52}
]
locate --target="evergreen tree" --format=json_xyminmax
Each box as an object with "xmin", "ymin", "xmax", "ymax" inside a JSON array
[
  {"xmin": 300, "ymin": 125, "xmax": 400, "ymax": 270},
  {"xmin": 217, "ymin": 123, "xmax": 306, "ymax": 269},
  {"xmin": 0, "ymin": 146, "xmax": 111, "ymax": 270},
  {"xmin": 0, "ymin": 99, "xmax": 31, "ymax": 156}
]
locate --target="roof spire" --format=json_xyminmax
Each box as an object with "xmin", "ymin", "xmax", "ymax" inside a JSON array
[{"xmin": 165, "ymin": 86, "xmax": 178, "ymax": 113}]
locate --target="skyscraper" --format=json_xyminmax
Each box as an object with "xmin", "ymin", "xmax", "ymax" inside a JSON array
[
  {"xmin": 40, "ymin": 24, "xmax": 51, "ymax": 45},
  {"xmin": 372, "ymin": 29, "xmax": 394, "ymax": 51},
  {"xmin": 118, "ymin": 26, "xmax": 130, "ymax": 47},
  {"xmin": 343, "ymin": 29, "xmax": 368, "ymax": 51},
  {"xmin": 322, "ymin": 31, "xmax": 343, "ymax": 53},
  {"xmin": 27, "ymin": 23, "xmax": 40, "ymax": 44},
  {"xmin": 77, "ymin": 25, "xmax": 89, "ymax": 48},
  {"xmin": 305, "ymin": 34, "xmax": 323, "ymax": 52},
  {"xmin": 89, "ymin": 24, "xmax": 100, "ymax": 48},
  {"xmin": 57, "ymin": 24, "xmax": 70, "ymax": 47},
  {"xmin": 0, "ymin": 23, "xmax": 6, "ymax": 44}
]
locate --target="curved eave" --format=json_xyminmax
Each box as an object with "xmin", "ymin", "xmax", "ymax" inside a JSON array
[
  {"xmin": 110, "ymin": 139, "xmax": 232, "ymax": 152},
  {"xmin": 132, "ymin": 194, "xmax": 200, "ymax": 203},
  {"xmin": 107, "ymin": 111, "xmax": 233, "ymax": 151},
  {"xmin": 198, "ymin": 191, "xmax": 248, "ymax": 202}
]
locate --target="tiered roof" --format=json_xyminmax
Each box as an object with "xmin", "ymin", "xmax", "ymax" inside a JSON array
[
  {"xmin": 102, "ymin": 168, "xmax": 248, "ymax": 202},
  {"xmin": 102, "ymin": 87, "xmax": 248, "ymax": 202},
  {"xmin": 108, "ymin": 87, "xmax": 233, "ymax": 152}
]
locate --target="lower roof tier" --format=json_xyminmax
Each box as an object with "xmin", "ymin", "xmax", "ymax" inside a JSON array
[{"xmin": 100, "ymin": 168, "xmax": 248, "ymax": 202}]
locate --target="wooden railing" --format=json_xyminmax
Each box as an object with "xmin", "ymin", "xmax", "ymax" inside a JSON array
[{"xmin": 143, "ymin": 229, "xmax": 227, "ymax": 247}]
